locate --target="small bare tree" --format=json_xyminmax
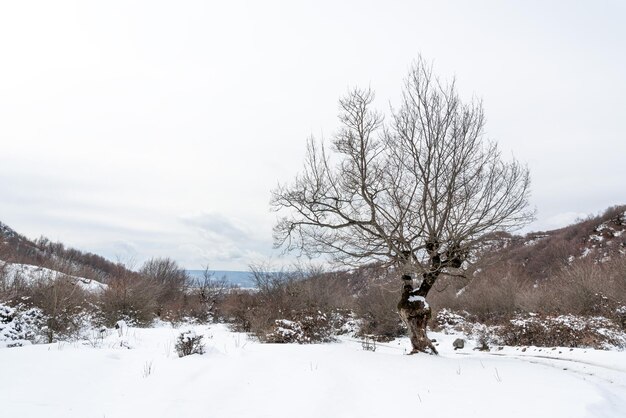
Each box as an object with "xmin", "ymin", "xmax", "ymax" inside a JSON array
[
  {"xmin": 191, "ymin": 266, "xmax": 231, "ymax": 322},
  {"xmin": 140, "ymin": 257, "xmax": 188, "ymax": 318},
  {"xmin": 271, "ymin": 57, "xmax": 534, "ymax": 353}
]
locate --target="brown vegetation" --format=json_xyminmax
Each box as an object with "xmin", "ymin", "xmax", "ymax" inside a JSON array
[{"xmin": 219, "ymin": 266, "xmax": 359, "ymax": 342}]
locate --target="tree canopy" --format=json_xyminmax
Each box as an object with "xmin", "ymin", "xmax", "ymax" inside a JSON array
[{"xmin": 272, "ymin": 57, "xmax": 534, "ymax": 297}]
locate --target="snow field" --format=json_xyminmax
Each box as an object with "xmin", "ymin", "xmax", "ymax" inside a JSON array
[{"xmin": 1, "ymin": 324, "xmax": 625, "ymax": 418}]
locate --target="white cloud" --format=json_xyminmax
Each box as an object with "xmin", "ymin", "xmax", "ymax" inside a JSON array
[{"xmin": 0, "ymin": 1, "xmax": 624, "ymax": 269}]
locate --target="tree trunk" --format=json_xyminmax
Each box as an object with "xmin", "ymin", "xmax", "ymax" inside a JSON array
[{"xmin": 397, "ymin": 275, "xmax": 438, "ymax": 355}]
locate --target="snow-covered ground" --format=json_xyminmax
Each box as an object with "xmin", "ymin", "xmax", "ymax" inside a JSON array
[{"xmin": 1, "ymin": 324, "xmax": 625, "ymax": 418}]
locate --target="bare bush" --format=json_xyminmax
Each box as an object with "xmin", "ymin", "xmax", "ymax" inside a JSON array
[
  {"xmin": 140, "ymin": 258, "xmax": 189, "ymax": 319},
  {"xmin": 354, "ymin": 277, "xmax": 405, "ymax": 340},
  {"xmin": 99, "ymin": 269, "xmax": 158, "ymax": 326},
  {"xmin": 175, "ymin": 330, "xmax": 205, "ymax": 357},
  {"xmin": 186, "ymin": 267, "xmax": 232, "ymax": 322},
  {"xmin": 219, "ymin": 264, "xmax": 358, "ymax": 341},
  {"xmin": 25, "ymin": 274, "xmax": 97, "ymax": 342},
  {"xmin": 496, "ymin": 313, "xmax": 626, "ymax": 349},
  {"xmin": 535, "ymin": 256, "xmax": 626, "ymax": 319},
  {"xmin": 97, "ymin": 258, "xmax": 196, "ymax": 326},
  {"xmin": 219, "ymin": 290, "xmax": 259, "ymax": 333},
  {"xmin": 265, "ymin": 311, "xmax": 335, "ymax": 344}
]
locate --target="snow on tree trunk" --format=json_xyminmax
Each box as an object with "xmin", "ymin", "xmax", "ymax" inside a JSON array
[{"xmin": 397, "ymin": 275, "xmax": 438, "ymax": 355}]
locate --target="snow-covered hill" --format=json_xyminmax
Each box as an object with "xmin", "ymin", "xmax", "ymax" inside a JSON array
[
  {"xmin": 468, "ymin": 206, "xmax": 626, "ymax": 280},
  {"xmin": 0, "ymin": 323, "xmax": 624, "ymax": 418},
  {"xmin": 0, "ymin": 220, "xmax": 134, "ymax": 282},
  {"xmin": 0, "ymin": 261, "xmax": 107, "ymax": 293},
  {"xmin": 0, "ymin": 221, "xmax": 17, "ymax": 239}
]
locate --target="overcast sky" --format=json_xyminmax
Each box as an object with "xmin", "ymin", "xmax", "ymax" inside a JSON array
[{"xmin": 1, "ymin": 1, "xmax": 624, "ymax": 270}]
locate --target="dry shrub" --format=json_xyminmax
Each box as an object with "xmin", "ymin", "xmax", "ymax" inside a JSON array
[
  {"xmin": 432, "ymin": 309, "xmax": 494, "ymax": 349},
  {"xmin": 430, "ymin": 245, "xmax": 625, "ymax": 325},
  {"xmin": 175, "ymin": 330, "xmax": 205, "ymax": 357},
  {"xmin": 23, "ymin": 275, "xmax": 98, "ymax": 342},
  {"xmin": 431, "ymin": 308, "xmax": 472, "ymax": 334},
  {"xmin": 264, "ymin": 311, "xmax": 335, "ymax": 344},
  {"xmin": 428, "ymin": 253, "xmax": 626, "ymax": 349},
  {"xmin": 534, "ymin": 257, "xmax": 626, "ymax": 319},
  {"xmin": 99, "ymin": 272, "xmax": 159, "ymax": 326},
  {"xmin": 496, "ymin": 313, "xmax": 626, "ymax": 349},
  {"xmin": 98, "ymin": 258, "xmax": 197, "ymax": 326},
  {"xmin": 0, "ymin": 263, "xmax": 30, "ymax": 302},
  {"xmin": 185, "ymin": 271, "xmax": 232, "ymax": 322},
  {"xmin": 1, "ymin": 263, "xmax": 105, "ymax": 342},
  {"xmin": 431, "ymin": 265, "xmax": 533, "ymax": 322},
  {"xmin": 354, "ymin": 280, "xmax": 405, "ymax": 341},
  {"xmin": 218, "ymin": 290, "xmax": 259, "ymax": 332},
  {"xmin": 218, "ymin": 265, "xmax": 358, "ymax": 341},
  {"xmin": 139, "ymin": 258, "xmax": 188, "ymax": 319},
  {"xmin": 250, "ymin": 265, "xmax": 354, "ymax": 312}
]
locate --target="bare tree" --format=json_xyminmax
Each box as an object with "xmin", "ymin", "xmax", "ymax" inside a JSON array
[
  {"xmin": 191, "ymin": 266, "xmax": 232, "ymax": 322},
  {"xmin": 140, "ymin": 257, "xmax": 188, "ymax": 318},
  {"xmin": 271, "ymin": 57, "xmax": 534, "ymax": 353},
  {"xmin": 28, "ymin": 272, "xmax": 91, "ymax": 343}
]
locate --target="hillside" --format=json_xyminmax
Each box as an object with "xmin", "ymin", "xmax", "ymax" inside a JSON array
[
  {"xmin": 0, "ymin": 261, "xmax": 107, "ymax": 293},
  {"xmin": 471, "ymin": 205, "xmax": 626, "ymax": 280},
  {"xmin": 0, "ymin": 221, "xmax": 133, "ymax": 283}
]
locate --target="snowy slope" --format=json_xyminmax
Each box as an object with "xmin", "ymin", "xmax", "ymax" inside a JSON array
[
  {"xmin": 0, "ymin": 261, "xmax": 107, "ymax": 293},
  {"xmin": 0, "ymin": 324, "xmax": 624, "ymax": 418}
]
